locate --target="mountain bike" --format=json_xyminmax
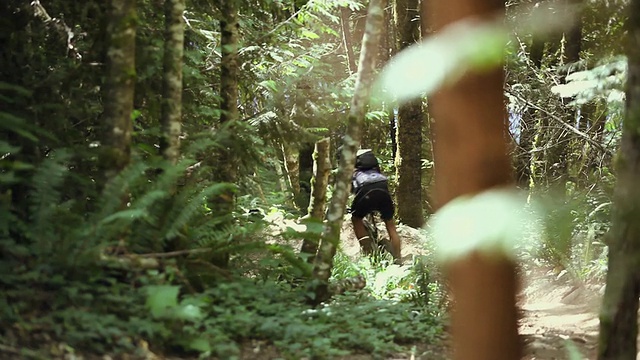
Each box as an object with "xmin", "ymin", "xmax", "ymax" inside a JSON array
[{"xmin": 353, "ymin": 210, "xmax": 394, "ymax": 260}]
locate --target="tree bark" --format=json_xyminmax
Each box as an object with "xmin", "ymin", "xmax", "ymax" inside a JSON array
[
  {"xmin": 160, "ymin": 0, "xmax": 185, "ymax": 164},
  {"xmin": 427, "ymin": 1, "xmax": 520, "ymax": 360},
  {"xmin": 340, "ymin": 6, "xmax": 357, "ymax": 74},
  {"xmin": 102, "ymin": 0, "xmax": 136, "ymax": 180},
  {"xmin": 394, "ymin": 0, "xmax": 424, "ymax": 228},
  {"xmin": 563, "ymin": 0, "xmax": 582, "ymax": 64},
  {"xmin": 597, "ymin": 0, "xmax": 640, "ymax": 357},
  {"xmin": 219, "ymin": 0, "xmax": 239, "ymax": 182},
  {"xmin": 311, "ymin": 0, "xmax": 384, "ymax": 304},
  {"xmin": 282, "ymin": 142, "xmax": 301, "ymax": 201},
  {"xmin": 420, "ymin": 0, "xmax": 435, "ymax": 213},
  {"xmin": 300, "ymin": 138, "xmax": 331, "ymax": 262},
  {"xmin": 529, "ymin": 34, "xmax": 545, "ymax": 69}
]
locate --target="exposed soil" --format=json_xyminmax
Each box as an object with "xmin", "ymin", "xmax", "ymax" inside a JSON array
[
  {"xmin": 518, "ymin": 266, "xmax": 603, "ymax": 360},
  {"xmin": 267, "ymin": 213, "xmax": 608, "ymax": 359}
]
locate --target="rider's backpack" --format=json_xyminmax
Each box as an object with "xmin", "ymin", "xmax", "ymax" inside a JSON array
[
  {"xmin": 352, "ymin": 169, "xmax": 387, "ymax": 191},
  {"xmin": 355, "ymin": 149, "xmax": 378, "ymax": 170}
]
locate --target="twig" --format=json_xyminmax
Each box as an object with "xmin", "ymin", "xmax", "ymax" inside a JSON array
[{"xmin": 134, "ymin": 248, "xmax": 211, "ymax": 258}]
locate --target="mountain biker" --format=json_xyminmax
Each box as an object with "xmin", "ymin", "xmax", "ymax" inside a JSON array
[{"xmin": 350, "ymin": 149, "xmax": 402, "ymax": 263}]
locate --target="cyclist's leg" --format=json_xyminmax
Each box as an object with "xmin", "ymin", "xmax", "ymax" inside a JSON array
[
  {"xmin": 351, "ymin": 190, "xmax": 375, "ymax": 254},
  {"xmin": 377, "ymin": 190, "xmax": 402, "ymax": 263},
  {"xmin": 383, "ymin": 220, "xmax": 402, "ymax": 263}
]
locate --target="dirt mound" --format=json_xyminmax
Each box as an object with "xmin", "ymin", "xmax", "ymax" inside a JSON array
[
  {"xmin": 338, "ymin": 220, "xmax": 430, "ymax": 262},
  {"xmin": 263, "ymin": 211, "xmax": 431, "ymax": 263}
]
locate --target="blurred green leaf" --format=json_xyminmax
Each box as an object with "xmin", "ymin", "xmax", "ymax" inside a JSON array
[{"xmin": 146, "ymin": 285, "xmax": 180, "ymax": 318}]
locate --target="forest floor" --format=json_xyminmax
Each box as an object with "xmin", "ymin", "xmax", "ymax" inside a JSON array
[{"xmin": 336, "ymin": 219, "xmax": 605, "ymax": 360}]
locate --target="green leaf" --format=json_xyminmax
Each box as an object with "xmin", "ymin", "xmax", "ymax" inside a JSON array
[
  {"xmin": 379, "ymin": 4, "xmax": 577, "ymax": 104},
  {"xmin": 300, "ymin": 29, "xmax": 320, "ymax": 39},
  {"xmin": 378, "ymin": 19, "xmax": 508, "ymax": 104},
  {"xmin": 258, "ymin": 80, "xmax": 278, "ymax": 92},
  {"xmin": 187, "ymin": 337, "xmax": 211, "ymax": 353},
  {"xmin": 145, "ymin": 285, "xmax": 180, "ymax": 318},
  {"xmin": 175, "ymin": 303, "xmax": 205, "ymax": 321}
]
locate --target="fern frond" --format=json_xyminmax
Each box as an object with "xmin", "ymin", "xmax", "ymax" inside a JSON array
[
  {"xmin": 162, "ymin": 183, "xmax": 235, "ymax": 240},
  {"xmin": 27, "ymin": 150, "xmax": 71, "ymax": 248},
  {"xmin": 92, "ymin": 161, "xmax": 150, "ymax": 222}
]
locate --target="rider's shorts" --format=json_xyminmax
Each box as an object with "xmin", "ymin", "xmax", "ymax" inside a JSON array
[{"xmin": 351, "ymin": 182, "xmax": 394, "ymax": 221}]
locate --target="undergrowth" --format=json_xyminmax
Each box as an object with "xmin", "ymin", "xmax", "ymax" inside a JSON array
[{"xmin": 1, "ymin": 136, "xmax": 446, "ymax": 359}]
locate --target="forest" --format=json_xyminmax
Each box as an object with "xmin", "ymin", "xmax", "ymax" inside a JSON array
[{"xmin": 2, "ymin": 0, "xmax": 640, "ymax": 359}]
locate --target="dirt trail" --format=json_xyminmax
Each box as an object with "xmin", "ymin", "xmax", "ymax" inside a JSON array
[
  {"xmin": 267, "ymin": 214, "xmax": 607, "ymax": 359},
  {"xmin": 339, "ymin": 219, "xmax": 607, "ymax": 360},
  {"xmin": 519, "ymin": 267, "xmax": 603, "ymax": 360}
]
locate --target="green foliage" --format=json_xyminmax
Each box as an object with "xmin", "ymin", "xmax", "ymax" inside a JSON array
[{"xmin": 530, "ymin": 176, "xmax": 613, "ymax": 281}]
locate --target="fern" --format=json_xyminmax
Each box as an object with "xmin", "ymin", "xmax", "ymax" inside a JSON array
[
  {"xmin": 162, "ymin": 182, "xmax": 235, "ymax": 240},
  {"xmin": 91, "ymin": 160, "xmax": 150, "ymax": 225},
  {"xmin": 26, "ymin": 150, "xmax": 71, "ymax": 255}
]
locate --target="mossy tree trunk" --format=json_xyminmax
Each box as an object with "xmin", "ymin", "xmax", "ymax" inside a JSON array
[
  {"xmin": 160, "ymin": 0, "xmax": 185, "ymax": 164},
  {"xmin": 300, "ymin": 138, "xmax": 331, "ymax": 262},
  {"xmin": 311, "ymin": 0, "xmax": 384, "ymax": 304},
  {"xmin": 340, "ymin": 6, "xmax": 357, "ymax": 74},
  {"xmin": 597, "ymin": 0, "xmax": 640, "ymax": 357},
  {"xmin": 219, "ymin": 0, "xmax": 239, "ymax": 191},
  {"xmin": 102, "ymin": 0, "xmax": 136, "ymax": 180},
  {"xmin": 420, "ymin": 0, "xmax": 435, "ymax": 213},
  {"xmin": 282, "ymin": 142, "xmax": 301, "ymax": 202},
  {"xmin": 427, "ymin": 0, "xmax": 519, "ymax": 359},
  {"xmin": 394, "ymin": 0, "xmax": 424, "ymax": 228}
]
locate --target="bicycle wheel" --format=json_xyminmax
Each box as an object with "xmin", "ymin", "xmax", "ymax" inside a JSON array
[{"xmin": 359, "ymin": 214, "xmax": 378, "ymax": 255}]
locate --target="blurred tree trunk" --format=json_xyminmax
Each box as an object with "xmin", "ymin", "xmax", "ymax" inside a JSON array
[
  {"xmin": 300, "ymin": 138, "xmax": 331, "ymax": 262},
  {"xmin": 597, "ymin": 0, "xmax": 640, "ymax": 357},
  {"xmin": 160, "ymin": 0, "xmax": 185, "ymax": 164},
  {"xmin": 340, "ymin": 6, "xmax": 357, "ymax": 74},
  {"xmin": 311, "ymin": 0, "xmax": 384, "ymax": 304},
  {"xmin": 427, "ymin": 1, "xmax": 520, "ymax": 360},
  {"xmin": 394, "ymin": 0, "xmax": 424, "ymax": 228},
  {"xmin": 102, "ymin": 0, "xmax": 136, "ymax": 180}
]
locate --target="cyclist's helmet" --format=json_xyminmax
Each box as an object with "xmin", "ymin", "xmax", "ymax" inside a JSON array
[{"xmin": 355, "ymin": 149, "xmax": 378, "ymax": 170}]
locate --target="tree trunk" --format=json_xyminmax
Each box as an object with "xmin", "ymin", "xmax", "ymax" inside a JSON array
[
  {"xmin": 427, "ymin": 1, "xmax": 520, "ymax": 360},
  {"xmin": 394, "ymin": 0, "xmax": 424, "ymax": 228},
  {"xmin": 340, "ymin": 6, "xmax": 357, "ymax": 74},
  {"xmin": 160, "ymin": 0, "xmax": 185, "ymax": 164},
  {"xmin": 300, "ymin": 138, "xmax": 331, "ymax": 262},
  {"xmin": 219, "ymin": 0, "xmax": 239, "ymax": 183},
  {"xmin": 597, "ymin": 0, "xmax": 640, "ymax": 357},
  {"xmin": 529, "ymin": 34, "xmax": 545, "ymax": 68},
  {"xmin": 282, "ymin": 142, "xmax": 301, "ymax": 201},
  {"xmin": 311, "ymin": 0, "xmax": 384, "ymax": 304},
  {"xmin": 102, "ymin": 0, "xmax": 136, "ymax": 179},
  {"xmin": 420, "ymin": 0, "xmax": 435, "ymax": 214},
  {"xmin": 384, "ymin": 0, "xmax": 397, "ymax": 162},
  {"xmin": 563, "ymin": 0, "xmax": 582, "ymax": 65},
  {"xmin": 298, "ymin": 143, "xmax": 314, "ymax": 212},
  {"xmin": 517, "ymin": 108, "xmax": 537, "ymax": 188}
]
